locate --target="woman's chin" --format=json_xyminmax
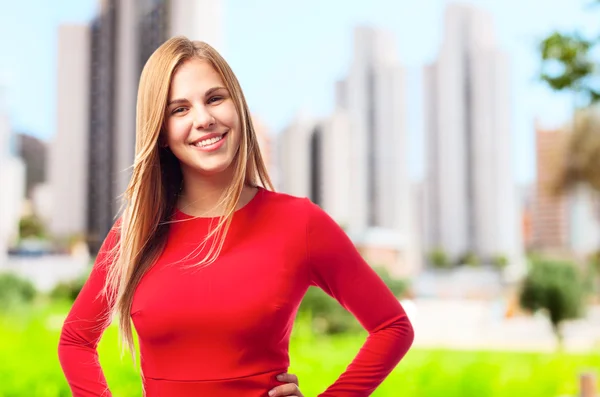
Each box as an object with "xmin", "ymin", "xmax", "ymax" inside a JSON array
[{"xmin": 189, "ymin": 160, "xmax": 235, "ymax": 178}]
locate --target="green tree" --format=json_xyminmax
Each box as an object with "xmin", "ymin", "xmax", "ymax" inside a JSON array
[
  {"xmin": 539, "ymin": 32, "xmax": 599, "ymax": 107},
  {"xmin": 538, "ymin": 2, "xmax": 600, "ymax": 191},
  {"xmin": 551, "ymin": 107, "xmax": 600, "ymax": 194},
  {"xmin": 539, "ymin": 1, "xmax": 600, "ymax": 268},
  {"xmin": 519, "ymin": 259, "xmax": 585, "ymax": 349}
]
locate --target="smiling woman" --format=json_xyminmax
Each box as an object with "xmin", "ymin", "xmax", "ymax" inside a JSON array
[{"xmin": 57, "ymin": 36, "xmax": 414, "ymax": 397}]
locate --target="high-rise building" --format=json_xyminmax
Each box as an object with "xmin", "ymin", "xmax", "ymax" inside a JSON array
[
  {"xmin": 336, "ymin": 26, "xmax": 409, "ymax": 234},
  {"xmin": 16, "ymin": 133, "xmax": 47, "ymax": 198},
  {"xmin": 278, "ymin": 110, "xmax": 352, "ymax": 225},
  {"xmin": 278, "ymin": 112, "xmax": 316, "ymax": 200},
  {"xmin": 531, "ymin": 119, "xmax": 600, "ymax": 256},
  {"xmin": 531, "ymin": 123, "xmax": 569, "ymax": 250},
  {"xmin": 85, "ymin": 0, "xmax": 223, "ymax": 252},
  {"xmin": 568, "ymin": 185, "xmax": 600, "ymax": 255},
  {"xmin": 169, "ymin": 0, "xmax": 223, "ymax": 52},
  {"xmin": 423, "ymin": 4, "xmax": 523, "ymax": 265},
  {"xmin": 0, "ymin": 90, "xmax": 26, "ymax": 266},
  {"xmin": 251, "ymin": 114, "xmax": 274, "ymax": 177},
  {"xmin": 277, "ymin": 26, "xmax": 421, "ymax": 276},
  {"xmin": 49, "ymin": 24, "xmax": 91, "ymax": 240}
]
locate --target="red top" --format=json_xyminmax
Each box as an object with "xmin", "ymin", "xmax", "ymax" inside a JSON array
[{"xmin": 58, "ymin": 188, "xmax": 414, "ymax": 396}]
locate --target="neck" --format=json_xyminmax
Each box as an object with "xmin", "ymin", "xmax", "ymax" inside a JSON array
[{"xmin": 177, "ymin": 166, "xmax": 255, "ymax": 217}]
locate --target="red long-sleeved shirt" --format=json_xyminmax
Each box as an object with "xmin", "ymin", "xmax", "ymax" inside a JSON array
[{"xmin": 58, "ymin": 188, "xmax": 414, "ymax": 396}]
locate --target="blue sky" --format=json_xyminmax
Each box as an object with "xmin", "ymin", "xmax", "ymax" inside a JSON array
[{"xmin": 0, "ymin": 0, "xmax": 597, "ymax": 183}]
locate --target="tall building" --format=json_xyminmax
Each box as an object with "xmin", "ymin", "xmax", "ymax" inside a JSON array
[
  {"xmin": 568, "ymin": 185, "xmax": 600, "ymax": 255},
  {"xmin": 278, "ymin": 27, "xmax": 421, "ymax": 276},
  {"xmin": 531, "ymin": 119, "xmax": 600, "ymax": 256},
  {"xmin": 336, "ymin": 26, "xmax": 409, "ymax": 234},
  {"xmin": 0, "ymin": 89, "xmax": 26, "ymax": 266},
  {"xmin": 16, "ymin": 133, "xmax": 47, "ymax": 198},
  {"xmin": 87, "ymin": 3, "xmax": 117, "ymax": 251},
  {"xmin": 531, "ymin": 123, "xmax": 569, "ymax": 250},
  {"xmin": 49, "ymin": 24, "xmax": 91, "ymax": 239},
  {"xmin": 423, "ymin": 4, "xmax": 523, "ymax": 265},
  {"xmin": 85, "ymin": 0, "xmax": 223, "ymax": 251},
  {"xmin": 278, "ymin": 110, "xmax": 351, "ymax": 225},
  {"xmin": 169, "ymin": 0, "xmax": 223, "ymax": 52},
  {"xmin": 251, "ymin": 114, "xmax": 274, "ymax": 177},
  {"xmin": 278, "ymin": 112, "xmax": 316, "ymax": 200}
]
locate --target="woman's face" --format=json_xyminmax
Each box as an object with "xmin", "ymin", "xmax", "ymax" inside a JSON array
[{"xmin": 164, "ymin": 58, "xmax": 241, "ymax": 178}]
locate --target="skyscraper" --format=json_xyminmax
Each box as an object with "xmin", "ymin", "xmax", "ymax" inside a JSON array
[
  {"xmin": 336, "ymin": 26, "xmax": 409, "ymax": 235},
  {"xmin": 251, "ymin": 114, "xmax": 274, "ymax": 177},
  {"xmin": 0, "ymin": 89, "xmax": 25, "ymax": 266},
  {"xmin": 278, "ymin": 110, "xmax": 351, "ymax": 226},
  {"xmin": 277, "ymin": 27, "xmax": 420, "ymax": 276},
  {"xmin": 278, "ymin": 112, "xmax": 316, "ymax": 200},
  {"xmin": 531, "ymin": 123, "xmax": 569, "ymax": 250},
  {"xmin": 50, "ymin": 24, "xmax": 91, "ymax": 239},
  {"xmin": 16, "ymin": 133, "xmax": 47, "ymax": 199},
  {"xmin": 87, "ymin": 1, "xmax": 117, "ymax": 252},
  {"xmin": 531, "ymin": 117, "xmax": 600, "ymax": 256},
  {"xmin": 424, "ymin": 4, "xmax": 522, "ymax": 264}
]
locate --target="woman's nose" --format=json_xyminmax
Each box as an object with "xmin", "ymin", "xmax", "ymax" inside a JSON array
[{"xmin": 192, "ymin": 106, "xmax": 216, "ymax": 130}]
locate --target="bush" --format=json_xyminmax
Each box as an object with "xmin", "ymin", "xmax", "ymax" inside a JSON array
[
  {"xmin": 491, "ymin": 254, "xmax": 508, "ymax": 270},
  {"xmin": 374, "ymin": 267, "xmax": 409, "ymax": 297},
  {"xmin": 298, "ymin": 267, "xmax": 409, "ymax": 335},
  {"xmin": 519, "ymin": 259, "xmax": 585, "ymax": 348},
  {"xmin": 298, "ymin": 287, "xmax": 361, "ymax": 334},
  {"xmin": 49, "ymin": 267, "xmax": 91, "ymax": 302},
  {"xmin": 19, "ymin": 214, "xmax": 47, "ymax": 240},
  {"xmin": 456, "ymin": 251, "xmax": 480, "ymax": 267},
  {"xmin": 50, "ymin": 277, "xmax": 87, "ymax": 302},
  {"xmin": 427, "ymin": 248, "xmax": 451, "ymax": 269},
  {"xmin": 0, "ymin": 272, "xmax": 36, "ymax": 311}
]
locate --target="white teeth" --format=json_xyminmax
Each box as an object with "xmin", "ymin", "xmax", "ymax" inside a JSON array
[{"xmin": 193, "ymin": 135, "xmax": 223, "ymax": 147}]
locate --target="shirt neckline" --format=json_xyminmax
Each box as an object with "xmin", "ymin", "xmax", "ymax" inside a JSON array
[{"xmin": 173, "ymin": 186, "xmax": 267, "ymax": 222}]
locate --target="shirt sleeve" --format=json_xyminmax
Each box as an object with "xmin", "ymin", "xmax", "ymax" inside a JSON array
[
  {"xmin": 304, "ymin": 200, "xmax": 414, "ymax": 396},
  {"xmin": 58, "ymin": 222, "xmax": 120, "ymax": 397}
]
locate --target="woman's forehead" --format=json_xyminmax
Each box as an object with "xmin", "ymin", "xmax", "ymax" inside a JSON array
[{"xmin": 170, "ymin": 59, "xmax": 224, "ymax": 94}]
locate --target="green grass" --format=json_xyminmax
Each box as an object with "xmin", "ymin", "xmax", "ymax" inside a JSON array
[{"xmin": 0, "ymin": 301, "xmax": 598, "ymax": 397}]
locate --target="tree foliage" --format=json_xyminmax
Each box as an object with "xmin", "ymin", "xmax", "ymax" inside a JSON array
[{"xmin": 519, "ymin": 259, "xmax": 584, "ymax": 348}]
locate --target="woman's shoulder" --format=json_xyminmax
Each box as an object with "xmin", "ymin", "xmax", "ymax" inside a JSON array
[{"xmin": 257, "ymin": 188, "xmax": 317, "ymax": 219}]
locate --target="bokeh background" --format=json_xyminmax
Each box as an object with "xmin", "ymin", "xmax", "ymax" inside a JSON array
[{"xmin": 1, "ymin": 0, "xmax": 599, "ymax": 396}]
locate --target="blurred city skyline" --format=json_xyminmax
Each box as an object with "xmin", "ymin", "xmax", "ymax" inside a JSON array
[{"xmin": 1, "ymin": 0, "xmax": 598, "ymax": 184}]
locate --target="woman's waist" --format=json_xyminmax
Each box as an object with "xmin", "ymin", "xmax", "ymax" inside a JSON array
[{"xmin": 143, "ymin": 368, "xmax": 288, "ymax": 397}]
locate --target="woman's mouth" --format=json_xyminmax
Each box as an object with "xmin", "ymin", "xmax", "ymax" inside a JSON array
[{"xmin": 190, "ymin": 131, "xmax": 229, "ymax": 152}]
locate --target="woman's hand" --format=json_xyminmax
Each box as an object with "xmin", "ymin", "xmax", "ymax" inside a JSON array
[{"xmin": 268, "ymin": 372, "xmax": 303, "ymax": 397}]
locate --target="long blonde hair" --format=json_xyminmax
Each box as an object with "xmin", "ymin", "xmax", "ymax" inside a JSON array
[{"xmin": 102, "ymin": 37, "xmax": 273, "ymax": 358}]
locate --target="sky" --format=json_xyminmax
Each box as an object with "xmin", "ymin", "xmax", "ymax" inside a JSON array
[{"xmin": 0, "ymin": 0, "xmax": 598, "ymax": 184}]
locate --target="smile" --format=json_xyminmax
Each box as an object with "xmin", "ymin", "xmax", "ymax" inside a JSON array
[{"xmin": 190, "ymin": 131, "xmax": 229, "ymax": 152}]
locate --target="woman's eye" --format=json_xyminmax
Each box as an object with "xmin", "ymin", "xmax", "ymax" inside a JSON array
[
  {"xmin": 208, "ymin": 96, "xmax": 223, "ymax": 104},
  {"xmin": 172, "ymin": 107, "xmax": 186, "ymax": 114}
]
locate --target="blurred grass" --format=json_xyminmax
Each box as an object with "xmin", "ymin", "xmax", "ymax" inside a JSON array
[{"xmin": 0, "ymin": 301, "xmax": 598, "ymax": 397}]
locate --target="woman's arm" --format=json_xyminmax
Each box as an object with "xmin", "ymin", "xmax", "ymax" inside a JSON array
[
  {"xmin": 304, "ymin": 201, "xmax": 414, "ymax": 396},
  {"xmin": 58, "ymin": 222, "xmax": 120, "ymax": 397}
]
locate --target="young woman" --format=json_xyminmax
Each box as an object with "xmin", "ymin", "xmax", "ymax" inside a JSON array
[{"xmin": 58, "ymin": 36, "xmax": 414, "ymax": 397}]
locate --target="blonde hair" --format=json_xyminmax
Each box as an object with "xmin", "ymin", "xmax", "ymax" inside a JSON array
[{"xmin": 102, "ymin": 37, "xmax": 273, "ymax": 359}]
